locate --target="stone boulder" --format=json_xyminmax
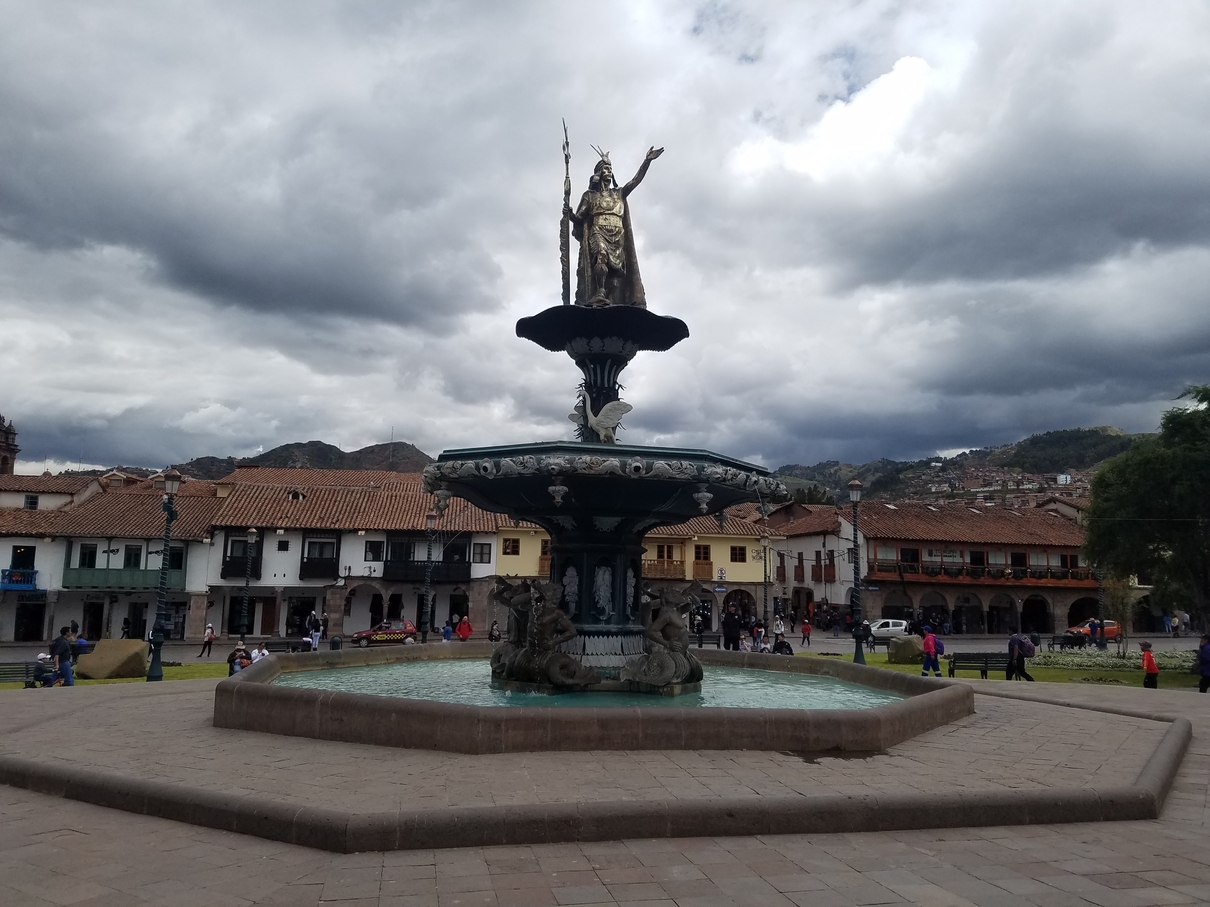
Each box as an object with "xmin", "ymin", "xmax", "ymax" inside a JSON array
[
  {"xmin": 888, "ymin": 634, "xmax": 924, "ymax": 664},
  {"xmin": 76, "ymin": 639, "xmax": 149, "ymax": 680}
]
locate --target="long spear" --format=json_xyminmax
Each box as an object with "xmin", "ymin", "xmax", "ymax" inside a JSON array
[{"xmin": 561, "ymin": 119, "xmax": 571, "ymax": 305}]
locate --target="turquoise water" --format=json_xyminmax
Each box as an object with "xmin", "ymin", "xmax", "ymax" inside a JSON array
[{"xmin": 274, "ymin": 659, "xmax": 901, "ymax": 710}]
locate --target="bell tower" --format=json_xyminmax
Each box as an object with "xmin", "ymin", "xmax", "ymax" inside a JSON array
[{"xmin": 0, "ymin": 414, "xmax": 18, "ymax": 475}]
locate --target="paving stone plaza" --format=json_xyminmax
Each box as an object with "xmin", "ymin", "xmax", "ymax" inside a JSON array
[{"xmin": 0, "ymin": 676, "xmax": 1207, "ymax": 907}]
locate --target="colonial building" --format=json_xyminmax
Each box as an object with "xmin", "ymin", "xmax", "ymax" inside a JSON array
[
  {"xmin": 0, "ymin": 413, "xmax": 18, "ymax": 475},
  {"xmin": 762, "ymin": 502, "xmax": 853, "ymax": 621},
  {"xmin": 856, "ymin": 502, "xmax": 1096, "ymax": 634}
]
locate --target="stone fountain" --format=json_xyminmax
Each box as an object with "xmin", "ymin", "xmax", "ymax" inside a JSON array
[{"xmin": 423, "ymin": 142, "xmax": 786, "ymax": 694}]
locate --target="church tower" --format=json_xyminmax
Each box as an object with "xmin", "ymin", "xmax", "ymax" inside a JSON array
[{"xmin": 0, "ymin": 414, "xmax": 18, "ymax": 475}]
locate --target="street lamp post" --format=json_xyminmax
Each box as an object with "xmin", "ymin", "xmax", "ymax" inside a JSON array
[
  {"xmin": 761, "ymin": 535, "xmax": 770, "ymax": 634},
  {"xmin": 238, "ymin": 527, "xmax": 257, "ymax": 647},
  {"xmin": 848, "ymin": 478, "xmax": 865, "ymax": 666},
  {"xmin": 421, "ymin": 512, "xmax": 436, "ymax": 643},
  {"xmin": 146, "ymin": 469, "xmax": 182, "ymax": 682}
]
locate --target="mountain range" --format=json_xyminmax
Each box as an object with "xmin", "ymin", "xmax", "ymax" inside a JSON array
[{"xmin": 171, "ymin": 440, "xmax": 433, "ymax": 480}]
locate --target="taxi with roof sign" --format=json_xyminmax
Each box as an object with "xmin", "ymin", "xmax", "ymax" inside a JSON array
[{"xmin": 351, "ymin": 618, "xmax": 419, "ymax": 648}]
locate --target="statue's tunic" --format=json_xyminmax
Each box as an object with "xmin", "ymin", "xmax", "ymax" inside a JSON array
[
  {"xmin": 579, "ymin": 189, "xmax": 626, "ymax": 274},
  {"xmin": 573, "ymin": 187, "xmax": 646, "ymax": 307}
]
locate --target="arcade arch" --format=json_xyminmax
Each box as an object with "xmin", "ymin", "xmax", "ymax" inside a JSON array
[
  {"xmin": 1066, "ymin": 597, "xmax": 1099, "ymax": 629},
  {"xmin": 987, "ymin": 593, "xmax": 1017, "ymax": 634},
  {"xmin": 1021, "ymin": 594, "xmax": 1052, "ymax": 634},
  {"xmin": 880, "ymin": 589, "xmax": 913, "ymax": 621},
  {"xmin": 953, "ymin": 592, "xmax": 984, "ymax": 634},
  {"xmin": 919, "ymin": 591, "xmax": 949, "ymax": 631}
]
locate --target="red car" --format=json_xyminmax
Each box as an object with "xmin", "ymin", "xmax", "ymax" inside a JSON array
[
  {"xmin": 351, "ymin": 619, "xmax": 418, "ymax": 648},
  {"xmin": 1067, "ymin": 619, "xmax": 1120, "ymax": 640}
]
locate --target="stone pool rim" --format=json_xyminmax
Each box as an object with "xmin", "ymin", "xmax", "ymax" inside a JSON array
[{"xmin": 212, "ymin": 642, "xmax": 974, "ymax": 754}]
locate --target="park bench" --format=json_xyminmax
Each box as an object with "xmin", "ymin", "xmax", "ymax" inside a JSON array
[
  {"xmin": 947, "ymin": 652, "xmax": 1012, "ymax": 679},
  {"xmin": 0, "ymin": 662, "xmax": 38, "ymax": 688},
  {"xmin": 264, "ymin": 638, "xmax": 312, "ymax": 654},
  {"xmin": 695, "ymin": 632, "xmax": 722, "ymax": 648},
  {"xmin": 1047, "ymin": 633, "xmax": 1087, "ymax": 652}
]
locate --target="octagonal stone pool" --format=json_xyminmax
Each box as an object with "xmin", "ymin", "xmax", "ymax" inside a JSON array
[{"xmin": 273, "ymin": 658, "xmax": 903, "ymax": 710}]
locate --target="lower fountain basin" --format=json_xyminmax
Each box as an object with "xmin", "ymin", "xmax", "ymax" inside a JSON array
[
  {"xmin": 213, "ymin": 642, "xmax": 974, "ymax": 754},
  {"xmin": 275, "ymin": 658, "xmax": 901, "ymax": 710}
]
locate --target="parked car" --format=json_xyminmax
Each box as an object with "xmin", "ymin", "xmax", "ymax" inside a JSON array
[
  {"xmin": 351, "ymin": 619, "xmax": 419, "ymax": 648},
  {"xmin": 1067, "ymin": 618, "xmax": 1120, "ymax": 640},
  {"xmin": 868, "ymin": 619, "xmax": 909, "ymax": 643}
]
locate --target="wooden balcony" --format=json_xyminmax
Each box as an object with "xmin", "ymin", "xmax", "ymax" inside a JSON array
[
  {"xmin": 866, "ymin": 561, "xmax": 1094, "ymax": 584},
  {"xmin": 63, "ymin": 567, "xmax": 184, "ymax": 590},
  {"xmin": 810, "ymin": 565, "xmax": 837, "ymax": 583},
  {"xmin": 381, "ymin": 560, "xmax": 471, "ymax": 583},
  {"xmin": 220, "ymin": 555, "xmax": 261, "ymax": 580},
  {"xmin": 642, "ymin": 559, "xmax": 685, "ymax": 580},
  {"xmin": 793, "ymin": 565, "xmax": 805, "ymax": 583},
  {"xmin": 0, "ymin": 568, "xmax": 38, "ymax": 591},
  {"xmin": 538, "ymin": 554, "xmax": 551, "ymax": 576},
  {"xmin": 299, "ymin": 557, "xmax": 340, "ymax": 580},
  {"xmin": 691, "ymin": 560, "xmax": 714, "ymax": 581},
  {"xmin": 775, "ymin": 566, "xmax": 786, "ymax": 583}
]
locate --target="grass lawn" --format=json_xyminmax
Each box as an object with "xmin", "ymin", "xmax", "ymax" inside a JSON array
[
  {"xmin": 0, "ymin": 662, "xmax": 228, "ymax": 691},
  {"xmin": 799, "ymin": 650, "xmax": 1203, "ymax": 689}
]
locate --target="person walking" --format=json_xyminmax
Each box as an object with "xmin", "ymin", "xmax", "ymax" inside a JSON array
[
  {"xmin": 1198, "ymin": 633, "xmax": 1210, "ymax": 694},
  {"xmin": 801, "ymin": 620, "xmax": 811, "ymax": 648},
  {"xmin": 198, "ymin": 623, "xmax": 216, "ymax": 658},
  {"xmin": 308, "ymin": 612, "xmax": 321, "ymax": 651},
  {"xmin": 772, "ymin": 616, "xmax": 785, "ymax": 636},
  {"xmin": 721, "ymin": 604, "xmax": 743, "ymax": 651},
  {"xmin": 1007, "ymin": 633, "xmax": 1035, "ymax": 682},
  {"xmin": 49, "ymin": 626, "xmax": 74, "ymax": 686},
  {"xmin": 920, "ymin": 625, "xmax": 943, "ymax": 678},
  {"xmin": 1163, "ymin": 614, "xmax": 1172, "ymax": 635},
  {"xmin": 1139, "ymin": 641, "xmax": 1159, "ymax": 689},
  {"xmin": 320, "ymin": 612, "xmax": 330, "ymax": 640}
]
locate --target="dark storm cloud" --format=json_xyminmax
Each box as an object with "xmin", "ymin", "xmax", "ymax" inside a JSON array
[{"xmin": 2, "ymin": 0, "xmax": 1209, "ymax": 471}]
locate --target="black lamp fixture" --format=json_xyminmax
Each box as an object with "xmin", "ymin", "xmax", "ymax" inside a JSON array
[
  {"xmin": 238, "ymin": 527, "xmax": 257, "ymax": 647},
  {"xmin": 848, "ymin": 478, "xmax": 865, "ymax": 666},
  {"xmin": 422, "ymin": 512, "xmax": 437, "ymax": 643},
  {"xmin": 147, "ymin": 469, "xmax": 182, "ymax": 682}
]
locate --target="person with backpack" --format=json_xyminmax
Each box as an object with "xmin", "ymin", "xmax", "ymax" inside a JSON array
[
  {"xmin": 1008, "ymin": 633, "xmax": 1035, "ymax": 681},
  {"xmin": 921, "ymin": 625, "xmax": 943, "ymax": 677}
]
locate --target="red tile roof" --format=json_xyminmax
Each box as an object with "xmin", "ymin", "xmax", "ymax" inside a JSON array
[
  {"xmin": 216, "ymin": 468, "xmax": 421, "ymax": 487},
  {"xmin": 0, "ymin": 475, "xmax": 96, "ymax": 494},
  {"xmin": 54, "ymin": 487, "xmax": 225, "ymax": 541},
  {"xmin": 857, "ymin": 502, "xmax": 1084, "ymax": 547},
  {"xmin": 1036, "ymin": 495, "xmax": 1090, "ymax": 512},
  {"xmin": 212, "ymin": 484, "xmax": 510, "ymax": 533},
  {"xmin": 648, "ymin": 514, "xmax": 779, "ymax": 539},
  {"xmin": 768, "ymin": 508, "xmax": 844, "ymax": 538},
  {"xmin": 0, "ymin": 509, "xmax": 64, "ymax": 537}
]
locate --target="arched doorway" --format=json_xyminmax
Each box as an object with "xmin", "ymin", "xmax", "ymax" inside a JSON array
[
  {"xmin": 920, "ymin": 591, "xmax": 949, "ymax": 632},
  {"xmin": 953, "ymin": 593, "xmax": 983, "ymax": 634},
  {"xmin": 691, "ymin": 591, "xmax": 717, "ymax": 631},
  {"xmin": 1066, "ymin": 597, "xmax": 1098, "ymax": 629},
  {"xmin": 1021, "ymin": 595, "xmax": 1051, "ymax": 634},
  {"xmin": 449, "ymin": 588, "xmax": 469, "ymax": 627},
  {"xmin": 987, "ymin": 593, "xmax": 1017, "ymax": 634},
  {"xmin": 791, "ymin": 587, "xmax": 813, "ymax": 624},
  {"xmin": 723, "ymin": 589, "xmax": 756, "ymax": 621},
  {"xmin": 881, "ymin": 589, "xmax": 913, "ymax": 621}
]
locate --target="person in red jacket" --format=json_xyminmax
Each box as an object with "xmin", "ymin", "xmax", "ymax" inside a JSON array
[
  {"xmin": 1140, "ymin": 640, "xmax": 1159, "ymax": 688},
  {"xmin": 921, "ymin": 625, "xmax": 942, "ymax": 677},
  {"xmin": 455, "ymin": 615, "xmax": 473, "ymax": 641}
]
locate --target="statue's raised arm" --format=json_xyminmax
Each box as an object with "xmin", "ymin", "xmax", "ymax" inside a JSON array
[
  {"xmin": 622, "ymin": 146, "xmax": 663, "ymax": 196},
  {"xmin": 569, "ymin": 145, "xmax": 662, "ymax": 308}
]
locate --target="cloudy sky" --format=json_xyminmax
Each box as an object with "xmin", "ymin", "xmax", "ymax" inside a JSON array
[{"xmin": 2, "ymin": 0, "xmax": 1208, "ymax": 474}]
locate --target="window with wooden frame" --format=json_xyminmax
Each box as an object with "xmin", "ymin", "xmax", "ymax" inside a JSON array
[
  {"xmin": 729, "ymin": 546, "xmax": 746, "ymax": 563},
  {"xmin": 693, "ymin": 544, "xmax": 711, "ymax": 562},
  {"xmin": 502, "ymin": 538, "xmax": 521, "ymax": 556}
]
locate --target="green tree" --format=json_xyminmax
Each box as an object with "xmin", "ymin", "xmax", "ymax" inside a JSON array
[{"xmin": 1085, "ymin": 385, "xmax": 1210, "ymax": 626}]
